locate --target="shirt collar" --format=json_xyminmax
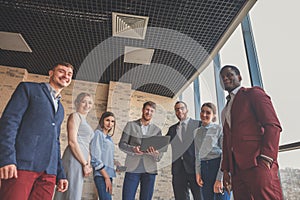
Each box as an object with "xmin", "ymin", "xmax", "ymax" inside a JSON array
[
  {"xmin": 202, "ymin": 122, "xmax": 213, "ymax": 128},
  {"xmin": 138, "ymin": 119, "xmax": 152, "ymax": 126},
  {"xmin": 231, "ymin": 85, "xmax": 242, "ymax": 96},
  {"xmin": 46, "ymin": 83, "xmax": 62, "ymax": 100},
  {"xmin": 99, "ymin": 128, "xmax": 112, "ymax": 140},
  {"xmin": 180, "ymin": 117, "xmax": 190, "ymax": 126}
]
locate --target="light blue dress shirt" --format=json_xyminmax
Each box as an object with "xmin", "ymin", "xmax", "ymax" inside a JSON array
[
  {"xmin": 194, "ymin": 123, "xmax": 223, "ymax": 181},
  {"xmin": 91, "ymin": 129, "xmax": 116, "ymax": 178},
  {"xmin": 45, "ymin": 83, "xmax": 61, "ymax": 112}
]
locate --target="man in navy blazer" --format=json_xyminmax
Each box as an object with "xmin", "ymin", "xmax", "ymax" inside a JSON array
[
  {"xmin": 0, "ymin": 62, "xmax": 74, "ymax": 200},
  {"xmin": 220, "ymin": 65, "xmax": 283, "ymax": 199},
  {"xmin": 166, "ymin": 101, "xmax": 202, "ymax": 200}
]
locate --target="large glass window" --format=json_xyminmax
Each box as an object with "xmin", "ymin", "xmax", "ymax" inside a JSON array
[
  {"xmin": 250, "ymin": 0, "xmax": 300, "ymax": 145},
  {"xmin": 278, "ymin": 149, "xmax": 300, "ymax": 200},
  {"xmin": 183, "ymin": 1, "xmax": 300, "ymax": 199},
  {"xmin": 250, "ymin": 2, "xmax": 300, "ymax": 198}
]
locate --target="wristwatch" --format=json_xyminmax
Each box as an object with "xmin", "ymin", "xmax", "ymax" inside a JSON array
[{"xmin": 259, "ymin": 156, "xmax": 273, "ymax": 166}]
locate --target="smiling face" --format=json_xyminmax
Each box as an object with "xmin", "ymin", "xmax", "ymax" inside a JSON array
[
  {"xmin": 200, "ymin": 105, "xmax": 215, "ymax": 126},
  {"xmin": 76, "ymin": 95, "xmax": 93, "ymax": 115},
  {"xmin": 142, "ymin": 105, "xmax": 155, "ymax": 122},
  {"xmin": 174, "ymin": 102, "xmax": 188, "ymax": 121},
  {"xmin": 220, "ymin": 66, "xmax": 242, "ymax": 92},
  {"xmin": 49, "ymin": 64, "xmax": 73, "ymax": 91}
]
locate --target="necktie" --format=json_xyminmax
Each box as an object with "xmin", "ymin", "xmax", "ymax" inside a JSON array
[
  {"xmin": 226, "ymin": 94, "xmax": 231, "ymax": 106},
  {"xmin": 225, "ymin": 93, "xmax": 234, "ymax": 127},
  {"xmin": 180, "ymin": 123, "xmax": 186, "ymax": 142}
]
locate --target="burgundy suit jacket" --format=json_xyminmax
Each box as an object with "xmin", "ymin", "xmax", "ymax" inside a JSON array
[{"xmin": 221, "ymin": 87, "xmax": 282, "ymax": 174}]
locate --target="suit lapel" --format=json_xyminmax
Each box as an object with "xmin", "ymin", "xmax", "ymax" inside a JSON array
[
  {"xmin": 172, "ymin": 122, "xmax": 180, "ymax": 140},
  {"xmin": 184, "ymin": 120, "xmax": 194, "ymax": 143},
  {"xmin": 230, "ymin": 87, "xmax": 246, "ymax": 125},
  {"xmin": 40, "ymin": 83, "xmax": 56, "ymax": 113}
]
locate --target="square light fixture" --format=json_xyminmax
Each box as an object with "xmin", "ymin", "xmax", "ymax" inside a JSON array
[
  {"xmin": 0, "ymin": 31, "xmax": 32, "ymax": 52},
  {"xmin": 112, "ymin": 12, "xmax": 149, "ymax": 40},
  {"xmin": 124, "ymin": 46, "xmax": 154, "ymax": 65}
]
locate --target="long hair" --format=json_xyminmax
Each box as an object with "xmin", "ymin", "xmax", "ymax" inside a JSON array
[{"xmin": 98, "ymin": 111, "xmax": 116, "ymax": 136}]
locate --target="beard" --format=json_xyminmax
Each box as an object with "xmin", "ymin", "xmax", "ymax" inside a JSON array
[
  {"xmin": 51, "ymin": 75, "xmax": 68, "ymax": 89},
  {"xmin": 142, "ymin": 114, "xmax": 152, "ymax": 122}
]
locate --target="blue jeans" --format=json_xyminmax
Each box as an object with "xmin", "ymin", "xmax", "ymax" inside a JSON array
[
  {"xmin": 201, "ymin": 157, "xmax": 230, "ymax": 200},
  {"xmin": 122, "ymin": 172, "xmax": 156, "ymax": 200},
  {"xmin": 94, "ymin": 176, "xmax": 112, "ymax": 200}
]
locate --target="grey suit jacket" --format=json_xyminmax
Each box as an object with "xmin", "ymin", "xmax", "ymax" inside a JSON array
[{"xmin": 118, "ymin": 119, "xmax": 162, "ymax": 174}]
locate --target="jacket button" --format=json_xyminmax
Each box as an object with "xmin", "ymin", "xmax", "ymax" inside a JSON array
[{"xmin": 52, "ymin": 123, "xmax": 55, "ymax": 126}]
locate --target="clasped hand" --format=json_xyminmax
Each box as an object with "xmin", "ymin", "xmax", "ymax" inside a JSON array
[{"xmin": 82, "ymin": 164, "xmax": 92, "ymax": 177}]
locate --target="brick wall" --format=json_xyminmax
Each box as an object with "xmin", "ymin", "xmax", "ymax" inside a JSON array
[{"xmin": 0, "ymin": 65, "xmax": 180, "ymax": 200}]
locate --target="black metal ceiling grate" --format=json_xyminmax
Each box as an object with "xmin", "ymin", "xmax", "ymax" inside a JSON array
[{"xmin": 0, "ymin": 0, "xmax": 249, "ymax": 98}]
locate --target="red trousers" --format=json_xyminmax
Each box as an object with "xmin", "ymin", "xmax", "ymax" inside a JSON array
[
  {"xmin": 232, "ymin": 158, "xmax": 283, "ymax": 200},
  {"xmin": 0, "ymin": 170, "xmax": 56, "ymax": 200}
]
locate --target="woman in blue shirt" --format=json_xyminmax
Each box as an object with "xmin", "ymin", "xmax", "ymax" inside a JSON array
[
  {"xmin": 194, "ymin": 102, "xmax": 230, "ymax": 200},
  {"xmin": 91, "ymin": 111, "xmax": 120, "ymax": 200}
]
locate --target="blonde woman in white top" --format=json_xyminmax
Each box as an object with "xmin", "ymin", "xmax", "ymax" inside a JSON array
[{"xmin": 54, "ymin": 92, "xmax": 94, "ymax": 200}]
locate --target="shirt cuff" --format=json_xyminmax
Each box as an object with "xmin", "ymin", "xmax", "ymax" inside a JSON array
[
  {"xmin": 260, "ymin": 154, "xmax": 273, "ymax": 162},
  {"xmin": 95, "ymin": 163, "xmax": 105, "ymax": 171}
]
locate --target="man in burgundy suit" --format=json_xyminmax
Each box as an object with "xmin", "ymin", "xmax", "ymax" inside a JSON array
[{"xmin": 220, "ymin": 65, "xmax": 283, "ymax": 200}]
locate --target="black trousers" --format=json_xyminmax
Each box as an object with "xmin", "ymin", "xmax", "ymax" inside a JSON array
[{"xmin": 172, "ymin": 172, "xmax": 203, "ymax": 200}]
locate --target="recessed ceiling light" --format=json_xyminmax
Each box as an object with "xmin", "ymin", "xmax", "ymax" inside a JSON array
[
  {"xmin": 124, "ymin": 46, "xmax": 154, "ymax": 65},
  {"xmin": 0, "ymin": 31, "xmax": 32, "ymax": 52}
]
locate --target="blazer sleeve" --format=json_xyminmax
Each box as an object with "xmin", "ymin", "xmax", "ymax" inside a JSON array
[
  {"xmin": 0, "ymin": 82, "xmax": 30, "ymax": 167},
  {"xmin": 118, "ymin": 122, "xmax": 135, "ymax": 155},
  {"xmin": 166, "ymin": 124, "xmax": 176, "ymax": 140},
  {"xmin": 250, "ymin": 87, "xmax": 282, "ymax": 160},
  {"xmin": 153, "ymin": 126, "xmax": 164, "ymax": 162},
  {"xmin": 56, "ymin": 115, "xmax": 66, "ymax": 180}
]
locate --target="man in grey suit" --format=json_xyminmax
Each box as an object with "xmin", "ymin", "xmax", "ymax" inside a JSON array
[
  {"xmin": 119, "ymin": 101, "xmax": 162, "ymax": 200},
  {"xmin": 0, "ymin": 62, "xmax": 73, "ymax": 200},
  {"xmin": 166, "ymin": 101, "xmax": 202, "ymax": 200}
]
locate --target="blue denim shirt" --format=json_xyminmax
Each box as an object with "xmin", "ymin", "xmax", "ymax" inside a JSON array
[
  {"xmin": 194, "ymin": 123, "xmax": 223, "ymax": 181},
  {"xmin": 91, "ymin": 129, "xmax": 116, "ymax": 178}
]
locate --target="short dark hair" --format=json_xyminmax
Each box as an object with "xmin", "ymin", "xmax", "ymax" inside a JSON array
[
  {"xmin": 51, "ymin": 62, "xmax": 74, "ymax": 71},
  {"xmin": 174, "ymin": 101, "xmax": 187, "ymax": 109},
  {"xmin": 143, "ymin": 101, "xmax": 156, "ymax": 110},
  {"xmin": 220, "ymin": 65, "xmax": 240, "ymax": 76},
  {"xmin": 98, "ymin": 111, "xmax": 116, "ymax": 136}
]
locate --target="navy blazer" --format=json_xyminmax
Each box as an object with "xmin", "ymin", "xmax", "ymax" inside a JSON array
[
  {"xmin": 166, "ymin": 118, "xmax": 201, "ymax": 175},
  {"xmin": 0, "ymin": 82, "xmax": 66, "ymax": 181}
]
